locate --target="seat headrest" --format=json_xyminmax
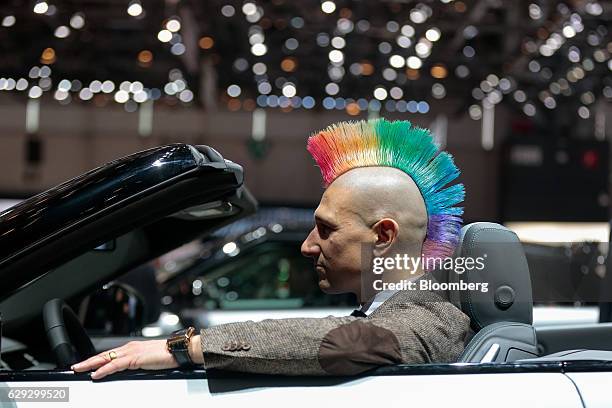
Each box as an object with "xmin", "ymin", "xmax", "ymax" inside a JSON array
[{"xmin": 448, "ymin": 222, "xmax": 533, "ymax": 332}]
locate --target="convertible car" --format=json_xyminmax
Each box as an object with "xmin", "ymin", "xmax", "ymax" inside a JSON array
[{"xmin": 0, "ymin": 144, "xmax": 611, "ymax": 407}]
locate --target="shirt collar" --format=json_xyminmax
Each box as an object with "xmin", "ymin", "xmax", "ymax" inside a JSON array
[{"xmin": 358, "ymin": 289, "xmax": 398, "ymax": 316}]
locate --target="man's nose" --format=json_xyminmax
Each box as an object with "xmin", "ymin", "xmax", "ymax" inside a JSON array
[{"xmin": 301, "ymin": 228, "xmax": 320, "ymax": 258}]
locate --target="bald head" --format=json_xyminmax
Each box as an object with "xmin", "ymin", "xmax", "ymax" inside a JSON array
[
  {"xmin": 302, "ymin": 166, "xmax": 429, "ymax": 297},
  {"xmin": 325, "ymin": 166, "xmax": 428, "ymax": 247}
]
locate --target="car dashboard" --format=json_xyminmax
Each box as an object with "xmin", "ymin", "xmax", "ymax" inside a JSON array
[{"xmin": 0, "ymin": 336, "xmax": 55, "ymax": 371}]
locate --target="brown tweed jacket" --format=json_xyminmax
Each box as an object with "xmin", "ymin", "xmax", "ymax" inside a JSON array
[{"xmin": 199, "ymin": 288, "xmax": 471, "ymax": 376}]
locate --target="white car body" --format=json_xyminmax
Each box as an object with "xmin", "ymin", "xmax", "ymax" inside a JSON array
[{"xmin": 2, "ymin": 371, "xmax": 590, "ymax": 408}]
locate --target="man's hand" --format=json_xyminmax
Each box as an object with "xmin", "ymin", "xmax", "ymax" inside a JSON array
[{"xmin": 71, "ymin": 340, "xmax": 178, "ymax": 380}]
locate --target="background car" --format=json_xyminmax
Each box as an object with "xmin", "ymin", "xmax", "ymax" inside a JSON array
[
  {"xmin": 144, "ymin": 208, "xmax": 609, "ymax": 333},
  {"xmin": 157, "ymin": 207, "xmax": 355, "ymax": 330}
]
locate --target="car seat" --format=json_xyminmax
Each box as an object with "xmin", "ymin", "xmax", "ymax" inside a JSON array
[{"xmin": 434, "ymin": 222, "xmax": 539, "ymax": 362}]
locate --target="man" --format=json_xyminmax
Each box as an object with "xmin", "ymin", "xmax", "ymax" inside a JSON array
[{"xmin": 73, "ymin": 118, "xmax": 471, "ymax": 379}]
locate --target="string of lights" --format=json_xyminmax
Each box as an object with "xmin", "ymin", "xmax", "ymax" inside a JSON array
[{"xmin": 0, "ymin": 0, "xmax": 609, "ymax": 122}]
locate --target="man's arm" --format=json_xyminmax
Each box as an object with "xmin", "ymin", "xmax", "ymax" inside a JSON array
[
  {"xmin": 186, "ymin": 290, "xmax": 471, "ymax": 376},
  {"xmin": 188, "ymin": 315, "xmax": 405, "ymax": 376},
  {"xmin": 72, "ymin": 293, "xmax": 468, "ymax": 379},
  {"xmin": 71, "ymin": 314, "xmax": 403, "ymax": 379}
]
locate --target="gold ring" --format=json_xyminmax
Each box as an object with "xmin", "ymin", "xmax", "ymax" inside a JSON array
[{"xmin": 108, "ymin": 351, "xmax": 118, "ymax": 361}]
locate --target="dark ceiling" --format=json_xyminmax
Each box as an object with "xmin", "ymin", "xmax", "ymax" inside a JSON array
[{"xmin": 0, "ymin": 0, "xmax": 610, "ymax": 129}]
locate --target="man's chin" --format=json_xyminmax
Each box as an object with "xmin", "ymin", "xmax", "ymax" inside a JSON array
[{"xmin": 318, "ymin": 280, "xmax": 340, "ymax": 294}]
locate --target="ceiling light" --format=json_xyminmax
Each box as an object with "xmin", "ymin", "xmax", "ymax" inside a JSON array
[
  {"xmin": 409, "ymin": 9, "xmax": 427, "ymax": 24},
  {"xmin": 396, "ymin": 36, "xmax": 411, "ymax": 49},
  {"xmin": 378, "ymin": 42, "xmax": 392, "ymax": 54},
  {"xmin": 430, "ymin": 64, "xmax": 448, "ymax": 78},
  {"xmin": 179, "ymin": 90, "xmax": 193, "ymax": 103},
  {"xmin": 328, "ymin": 50, "xmax": 344, "ymax": 63},
  {"xmin": 562, "ymin": 25, "xmax": 576, "ymax": 38},
  {"xmin": 54, "ymin": 26, "xmax": 70, "ymax": 39},
  {"xmin": 2, "ymin": 15, "xmax": 16, "ymax": 27},
  {"xmin": 331, "ymin": 36, "xmax": 345, "ymax": 49},
  {"xmin": 321, "ymin": 1, "xmax": 336, "ymax": 14},
  {"xmin": 33, "ymin": 1, "xmax": 48, "ymax": 14},
  {"xmin": 70, "ymin": 13, "xmax": 85, "ymax": 29},
  {"xmin": 469, "ymin": 105, "xmax": 482, "ymax": 120},
  {"xmin": 528, "ymin": 3, "xmax": 542, "ymax": 20},
  {"xmin": 401, "ymin": 25, "xmax": 415, "ymax": 37},
  {"xmin": 166, "ymin": 18, "xmax": 181, "ymax": 32},
  {"xmin": 127, "ymin": 1, "xmax": 143, "ymax": 17},
  {"xmin": 463, "ymin": 45, "xmax": 475, "ymax": 58},
  {"xmin": 221, "ymin": 5, "xmax": 235, "ymax": 17},
  {"xmin": 463, "ymin": 25, "xmax": 478, "ymax": 39},
  {"xmin": 251, "ymin": 43, "xmax": 267, "ymax": 56},
  {"xmin": 199, "ymin": 36, "xmax": 214, "ymax": 49},
  {"xmin": 242, "ymin": 3, "xmax": 257, "ymax": 16},
  {"xmin": 258, "ymin": 82, "xmax": 271, "ymax": 94},
  {"xmin": 157, "ymin": 29, "xmax": 172, "ymax": 42},
  {"xmin": 432, "ymin": 83, "xmax": 446, "ymax": 99},
  {"xmin": 382, "ymin": 68, "xmax": 397, "ymax": 81},
  {"xmin": 282, "ymin": 83, "xmax": 296, "ymax": 98},
  {"xmin": 386, "ymin": 21, "xmax": 399, "ymax": 33},
  {"xmin": 390, "ymin": 87, "xmax": 403, "ymax": 99},
  {"xmin": 415, "ymin": 41, "xmax": 432, "ymax": 58},
  {"xmin": 281, "ymin": 57, "xmax": 297, "ymax": 72},
  {"xmin": 28, "ymin": 86, "xmax": 43, "ymax": 98},
  {"xmin": 227, "ymin": 84, "xmax": 241, "ymax": 97},
  {"xmin": 325, "ymin": 82, "xmax": 339, "ymax": 95},
  {"xmin": 15, "ymin": 78, "xmax": 29, "ymax": 91},
  {"xmin": 374, "ymin": 87, "xmax": 388, "ymax": 100},
  {"xmin": 523, "ymin": 103, "xmax": 536, "ymax": 117},
  {"xmin": 252, "ymin": 62, "xmax": 267, "ymax": 75},
  {"xmin": 389, "ymin": 55, "xmax": 405, "ymax": 68},
  {"xmin": 285, "ymin": 38, "xmax": 299, "ymax": 50},
  {"xmin": 578, "ymin": 106, "xmax": 590, "ymax": 119},
  {"xmin": 101, "ymin": 80, "xmax": 115, "ymax": 93},
  {"xmin": 170, "ymin": 43, "xmax": 185, "ymax": 55},
  {"xmin": 406, "ymin": 56, "xmax": 422, "ymax": 69},
  {"xmin": 425, "ymin": 28, "xmax": 441, "ymax": 42},
  {"xmin": 40, "ymin": 47, "xmax": 56, "ymax": 64}
]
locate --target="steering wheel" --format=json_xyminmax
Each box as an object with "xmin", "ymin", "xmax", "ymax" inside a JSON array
[{"xmin": 43, "ymin": 298, "xmax": 97, "ymax": 369}]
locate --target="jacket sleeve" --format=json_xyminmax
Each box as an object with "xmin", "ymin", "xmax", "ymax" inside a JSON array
[
  {"xmin": 199, "ymin": 314, "xmax": 405, "ymax": 376},
  {"xmin": 198, "ymin": 292, "xmax": 470, "ymax": 376}
]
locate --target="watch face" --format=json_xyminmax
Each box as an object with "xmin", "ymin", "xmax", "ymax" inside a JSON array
[
  {"xmin": 168, "ymin": 327, "xmax": 195, "ymax": 352},
  {"xmin": 167, "ymin": 336, "xmax": 186, "ymax": 351}
]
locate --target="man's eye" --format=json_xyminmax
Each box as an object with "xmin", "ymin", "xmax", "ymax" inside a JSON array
[{"xmin": 318, "ymin": 224, "xmax": 331, "ymax": 236}]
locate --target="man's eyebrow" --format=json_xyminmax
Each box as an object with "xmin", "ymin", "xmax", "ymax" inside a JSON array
[{"xmin": 314, "ymin": 213, "xmax": 336, "ymax": 226}]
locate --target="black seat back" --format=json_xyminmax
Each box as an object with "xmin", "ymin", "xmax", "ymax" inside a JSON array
[{"xmin": 442, "ymin": 222, "xmax": 538, "ymax": 362}]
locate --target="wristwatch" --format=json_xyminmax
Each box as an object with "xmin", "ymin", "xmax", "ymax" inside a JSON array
[{"xmin": 166, "ymin": 326, "xmax": 196, "ymax": 367}]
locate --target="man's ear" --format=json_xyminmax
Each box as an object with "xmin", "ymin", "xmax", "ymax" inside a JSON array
[{"xmin": 372, "ymin": 218, "xmax": 399, "ymax": 257}]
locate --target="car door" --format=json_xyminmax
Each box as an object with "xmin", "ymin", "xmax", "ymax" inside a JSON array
[
  {"xmin": 1, "ymin": 364, "xmax": 585, "ymax": 408},
  {"xmin": 566, "ymin": 372, "xmax": 612, "ymax": 408}
]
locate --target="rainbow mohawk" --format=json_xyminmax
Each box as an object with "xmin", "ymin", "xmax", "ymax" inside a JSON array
[{"xmin": 307, "ymin": 118, "xmax": 464, "ymax": 269}]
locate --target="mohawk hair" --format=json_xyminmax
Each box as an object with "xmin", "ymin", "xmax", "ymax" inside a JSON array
[{"xmin": 307, "ymin": 118, "xmax": 464, "ymax": 269}]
